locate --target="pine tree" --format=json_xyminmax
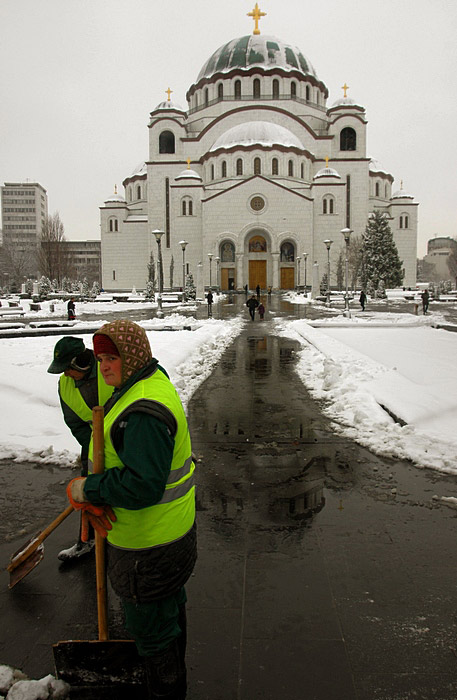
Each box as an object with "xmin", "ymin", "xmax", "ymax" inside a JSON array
[
  {"xmin": 145, "ymin": 280, "xmax": 155, "ymax": 299},
  {"xmin": 169, "ymin": 256, "xmax": 174, "ymax": 289},
  {"xmin": 363, "ymin": 210, "xmax": 404, "ymax": 289},
  {"xmin": 185, "ymin": 273, "xmax": 196, "ymax": 300},
  {"xmin": 91, "ymin": 281, "xmax": 101, "ymax": 297},
  {"xmin": 81, "ymin": 277, "xmax": 89, "ymax": 297},
  {"xmin": 38, "ymin": 276, "xmax": 52, "ymax": 299}
]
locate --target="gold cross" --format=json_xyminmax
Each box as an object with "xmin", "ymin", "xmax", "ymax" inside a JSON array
[
  {"xmin": 186, "ymin": 157, "xmax": 191, "ymax": 169},
  {"xmin": 325, "ymin": 156, "xmax": 329, "ymax": 168},
  {"xmin": 247, "ymin": 3, "xmax": 266, "ymax": 35},
  {"xmin": 341, "ymin": 83, "xmax": 349, "ymax": 98},
  {"xmin": 165, "ymin": 87, "xmax": 173, "ymax": 101},
  {"xmin": 114, "ymin": 184, "xmax": 118, "ymax": 194}
]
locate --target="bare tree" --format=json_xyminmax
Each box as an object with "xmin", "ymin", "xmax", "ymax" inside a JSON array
[
  {"xmin": 37, "ymin": 212, "xmax": 72, "ymax": 285},
  {"xmin": 447, "ymin": 251, "xmax": 457, "ymax": 289},
  {"xmin": 0, "ymin": 239, "xmax": 37, "ymax": 287}
]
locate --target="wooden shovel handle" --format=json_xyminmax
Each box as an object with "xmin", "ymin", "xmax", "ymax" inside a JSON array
[{"xmin": 92, "ymin": 406, "xmax": 109, "ymax": 641}]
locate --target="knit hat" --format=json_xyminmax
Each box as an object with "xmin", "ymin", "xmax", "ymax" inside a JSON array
[
  {"xmin": 47, "ymin": 337, "xmax": 85, "ymax": 374},
  {"xmin": 93, "ymin": 319, "xmax": 153, "ymax": 386}
]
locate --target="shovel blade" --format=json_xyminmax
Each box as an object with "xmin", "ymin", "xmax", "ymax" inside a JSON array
[
  {"xmin": 8, "ymin": 544, "xmax": 44, "ymax": 589},
  {"xmin": 53, "ymin": 639, "xmax": 145, "ymax": 693}
]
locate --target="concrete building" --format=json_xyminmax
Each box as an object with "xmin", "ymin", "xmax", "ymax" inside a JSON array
[
  {"xmin": 100, "ymin": 8, "xmax": 418, "ymax": 292},
  {"xmin": 423, "ymin": 236, "xmax": 457, "ymax": 281},
  {"xmin": 61, "ymin": 240, "xmax": 101, "ymax": 285}
]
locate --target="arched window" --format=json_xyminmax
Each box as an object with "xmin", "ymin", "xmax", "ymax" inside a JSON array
[
  {"xmin": 137, "ymin": 185, "xmax": 142, "ymax": 199},
  {"xmin": 236, "ymin": 158, "xmax": 243, "ymax": 175},
  {"xmin": 300, "ymin": 162, "xmax": 304, "ymax": 179},
  {"xmin": 253, "ymin": 78, "xmax": 261, "ymax": 99},
  {"xmin": 375, "ymin": 182, "xmax": 380, "ymax": 197},
  {"xmin": 220, "ymin": 241, "xmax": 235, "ymax": 261},
  {"xmin": 128, "ymin": 187, "xmax": 132, "ymax": 202},
  {"xmin": 182, "ymin": 200, "xmax": 187, "ymax": 216},
  {"xmin": 385, "ymin": 184, "xmax": 388, "ymax": 198},
  {"xmin": 254, "ymin": 157, "xmax": 261, "ymax": 175},
  {"xmin": 109, "ymin": 217, "xmax": 118, "ymax": 232},
  {"xmin": 211, "ymin": 164, "xmax": 215, "ymax": 180},
  {"xmin": 306, "ymin": 85, "xmax": 310, "ymax": 101},
  {"xmin": 188, "ymin": 199, "xmax": 193, "ymax": 216},
  {"xmin": 272, "ymin": 158, "xmax": 278, "ymax": 175},
  {"xmin": 204, "ymin": 88, "xmax": 209, "ymax": 106},
  {"xmin": 234, "ymin": 80, "xmax": 241, "ymax": 99},
  {"xmin": 159, "ymin": 130, "xmax": 175, "ymax": 154},
  {"xmin": 340, "ymin": 127, "xmax": 357, "ymax": 151},
  {"xmin": 291, "ymin": 81, "xmax": 297, "ymax": 97},
  {"xmin": 218, "ymin": 83, "xmax": 223, "ymax": 99},
  {"xmin": 280, "ymin": 242, "xmax": 295, "ymax": 262},
  {"xmin": 273, "ymin": 79, "xmax": 279, "ymax": 99},
  {"xmin": 400, "ymin": 214, "xmax": 409, "ymax": 229},
  {"xmin": 221, "ymin": 160, "xmax": 227, "ymax": 178},
  {"xmin": 323, "ymin": 196, "xmax": 334, "ymax": 214},
  {"xmin": 288, "ymin": 160, "xmax": 294, "ymax": 177},
  {"xmin": 249, "ymin": 235, "xmax": 267, "ymax": 252},
  {"xmin": 182, "ymin": 197, "xmax": 193, "ymax": 216}
]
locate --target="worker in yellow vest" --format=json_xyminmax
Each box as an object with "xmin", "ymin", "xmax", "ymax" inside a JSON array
[
  {"xmin": 66, "ymin": 320, "xmax": 197, "ymax": 700},
  {"xmin": 48, "ymin": 336, "xmax": 113, "ymax": 561}
]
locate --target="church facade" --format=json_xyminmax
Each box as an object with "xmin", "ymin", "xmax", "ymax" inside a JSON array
[{"xmin": 100, "ymin": 10, "xmax": 418, "ymax": 293}]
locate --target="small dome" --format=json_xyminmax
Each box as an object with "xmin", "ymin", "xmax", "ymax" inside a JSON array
[
  {"xmin": 152, "ymin": 99, "xmax": 185, "ymax": 113},
  {"xmin": 128, "ymin": 162, "xmax": 147, "ymax": 178},
  {"xmin": 391, "ymin": 186, "xmax": 414, "ymax": 200},
  {"xmin": 314, "ymin": 166, "xmax": 341, "ymax": 180},
  {"xmin": 196, "ymin": 34, "xmax": 320, "ymax": 82},
  {"xmin": 104, "ymin": 187, "xmax": 126, "ymax": 204},
  {"xmin": 329, "ymin": 96, "xmax": 364, "ymax": 110},
  {"xmin": 175, "ymin": 168, "xmax": 202, "ymax": 182},
  {"xmin": 209, "ymin": 121, "xmax": 304, "ymax": 152},
  {"xmin": 369, "ymin": 158, "xmax": 390, "ymax": 175}
]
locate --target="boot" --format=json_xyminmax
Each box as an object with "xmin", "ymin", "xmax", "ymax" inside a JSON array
[
  {"xmin": 144, "ymin": 639, "xmax": 187, "ymax": 699},
  {"xmin": 57, "ymin": 539, "xmax": 95, "ymax": 561}
]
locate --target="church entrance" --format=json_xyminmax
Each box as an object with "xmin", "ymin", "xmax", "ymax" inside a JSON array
[
  {"xmin": 221, "ymin": 268, "xmax": 235, "ymax": 290},
  {"xmin": 249, "ymin": 260, "xmax": 266, "ymax": 289},
  {"xmin": 280, "ymin": 267, "xmax": 294, "ymax": 289}
]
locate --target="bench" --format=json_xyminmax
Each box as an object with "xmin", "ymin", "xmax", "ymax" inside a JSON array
[
  {"xmin": 0, "ymin": 307, "xmax": 25, "ymax": 317},
  {"xmin": 161, "ymin": 293, "xmax": 183, "ymax": 303}
]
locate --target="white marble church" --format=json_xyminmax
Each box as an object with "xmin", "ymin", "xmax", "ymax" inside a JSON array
[{"xmin": 100, "ymin": 4, "xmax": 418, "ymax": 293}]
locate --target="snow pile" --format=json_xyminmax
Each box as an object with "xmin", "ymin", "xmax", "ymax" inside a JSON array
[
  {"xmin": 0, "ymin": 666, "xmax": 69, "ymax": 700},
  {"xmin": 274, "ymin": 315, "xmax": 457, "ymax": 475}
]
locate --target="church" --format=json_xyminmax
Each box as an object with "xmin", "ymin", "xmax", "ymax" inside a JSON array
[{"xmin": 100, "ymin": 4, "xmax": 418, "ymax": 293}]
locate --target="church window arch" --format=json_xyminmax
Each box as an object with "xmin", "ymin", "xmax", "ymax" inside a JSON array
[
  {"xmin": 249, "ymin": 235, "xmax": 267, "ymax": 252},
  {"xmin": 254, "ymin": 157, "xmax": 261, "ymax": 175},
  {"xmin": 220, "ymin": 240, "xmax": 235, "ymax": 261},
  {"xmin": 234, "ymin": 80, "xmax": 241, "ymax": 99},
  {"xmin": 159, "ymin": 130, "xmax": 175, "ymax": 154},
  {"xmin": 272, "ymin": 158, "xmax": 278, "ymax": 175},
  {"xmin": 273, "ymin": 79, "xmax": 279, "ymax": 99},
  {"xmin": 280, "ymin": 241, "xmax": 295, "ymax": 262},
  {"xmin": 236, "ymin": 158, "xmax": 243, "ymax": 176},
  {"xmin": 218, "ymin": 83, "xmax": 223, "ymax": 99},
  {"xmin": 399, "ymin": 214, "xmax": 409, "ymax": 229},
  {"xmin": 288, "ymin": 160, "xmax": 294, "ymax": 177},
  {"xmin": 300, "ymin": 162, "xmax": 304, "ymax": 179},
  {"xmin": 204, "ymin": 88, "xmax": 209, "ymax": 106},
  {"xmin": 181, "ymin": 196, "xmax": 193, "ymax": 216},
  {"xmin": 375, "ymin": 182, "xmax": 380, "ymax": 197},
  {"xmin": 291, "ymin": 81, "xmax": 297, "ymax": 97},
  {"xmin": 385, "ymin": 184, "xmax": 388, "ymax": 198},
  {"xmin": 306, "ymin": 85, "xmax": 310, "ymax": 102},
  {"xmin": 137, "ymin": 185, "xmax": 142, "ymax": 200},
  {"xmin": 340, "ymin": 127, "xmax": 356, "ymax": 151},
  {"xmin": 221, "ymin": 160, "xmax": 227, "ymax": 178},
  {"xmin": 253, "ymin": 78, "xmax": 261, "ymax": 99},
  {"xmin": 108, "ymin": 217, "xmax": 118, "ymax": 232},
  {"xmin": 128, "ymin": 187, "xmax": 132, "ymax": 202},
  {"xmin": 323, "ymin": 195, "xmax": 335, "ymax": 215},
  {"xmin": 210, "ymin": 164, "xmax": 215, "ymax": 181}
]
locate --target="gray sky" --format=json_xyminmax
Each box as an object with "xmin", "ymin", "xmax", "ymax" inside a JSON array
[{"xmin": 1, "ymin": 0, "xmax": 456, "ymax": 257}]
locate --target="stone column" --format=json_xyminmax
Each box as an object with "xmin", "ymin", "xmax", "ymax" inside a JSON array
[
  {"xmin": 196, "ymin": 262, "xmax": 204, "ymax": 299},
  {"xmin": 236, "ymin": 253, "xmax": 244, "ymax": 290},
  {"xmin": 271, "ymin": 252, "xmax": 280, "ymax": 289}
]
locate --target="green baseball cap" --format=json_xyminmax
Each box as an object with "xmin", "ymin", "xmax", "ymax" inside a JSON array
[{"xmin": 47, "ymin": 336, "xmax": 85, "ymax": 374}]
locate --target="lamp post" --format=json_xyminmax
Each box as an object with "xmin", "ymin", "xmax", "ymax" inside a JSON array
[
  {"xmin": 341, "ymin": 228, "xmax": 352, "ymax": 317},
  {"xmin": 207, "ymin": 253, "xmax": 213, "ymax": 289},
  {"xmin": 215, "ymin": 256, "xmax": 220, "ymax": 291},
  {"xmin": 296, "ymin": 256, "xmax": 301, "ymax": 290},
  {"xmin": 323, "ymin": 239, "xmax": 333, "ymax": 307},
  {"xmin": 303, "ymin": 253, "xmax": 308, "ymax": 296},
  {"xmin": 152, "ymin": 229, "xmax": 164, "ymax": 312},
  {"xmin": 179, "ymin": 240, "xmax": 188, "ymax": 302}
]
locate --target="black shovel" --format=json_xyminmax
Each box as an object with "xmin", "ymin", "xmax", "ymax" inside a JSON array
[{"xmin": 52, "ymin": 406, "xmax": 146, "ymax": 697}]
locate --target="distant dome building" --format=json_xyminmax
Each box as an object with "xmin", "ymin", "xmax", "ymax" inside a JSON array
[{"xmin": 100, "ymin": 7, "xmax": 418, "ymax": 291}]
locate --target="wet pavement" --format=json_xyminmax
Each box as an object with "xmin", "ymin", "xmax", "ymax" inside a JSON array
[{"xmin": 1, "ymin": 295, "xmax": 457, "ymax": 699}]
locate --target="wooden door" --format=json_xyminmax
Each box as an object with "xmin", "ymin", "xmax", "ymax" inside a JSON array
[
  {"xmin": 249, "ymin": 260, "xmax": 266, "ymax": 289},
  {"xmin": 221, "ymin": 268, "xmax": 235, "ymax": 290},
  {"xmin": 280, "ymin": 267, "xmax": 294, "ymax": 289}
]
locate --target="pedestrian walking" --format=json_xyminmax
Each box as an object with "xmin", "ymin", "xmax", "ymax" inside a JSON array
[
  {"xmin": 421, "ymin": 289, "xmax": 429, "ymax": 314},
  {"xmin": 267, "ymin": 286, "xmax": 272, "ymax": 297},
  {"xmin": 246, "ymin": 295, "xmax": 259, "ymax": 321},
  {"xmin": 65, "ymin": 319, "xmax": 197, "ymax": 700},
  {"xmin": 359, "ymin": 290, "xmax": 367, "ymax": 311},
  {"xmin": 67, "ymin": 298, "xmax": 76, "ymax": 320},
  {"xmin": 244, "ymin": 284, "xmax": 248, "ymax": 296},
  {"xmin": 258, "ymin": 303, "xmax": 265, "ymax": 320},
  {"xmin": 206, "ymin": 289, "xmax": 213, "ymax": 317},
  {"xmin": 47, "ymin": 336, "xmax": 113, "ymax": 560},
  {"xmin": 256, "ymin": 284, "xmax": 260, "ymax": 297}
]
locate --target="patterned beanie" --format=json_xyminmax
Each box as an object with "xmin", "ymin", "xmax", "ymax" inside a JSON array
[{"xmin": 93, "ymin": 319, "xmax": 153, "ymax": 386}]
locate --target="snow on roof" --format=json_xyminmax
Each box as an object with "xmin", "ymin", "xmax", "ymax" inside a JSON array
[
  {"xmin": 152, "ymin": 100, "xmax": 185, "ymax": 113},
  {"xmin": 128, "ymin": 162, "xmax": 147, "ymax": 178},
  {"xmin": 104, "ymin": 192, "xmax": 126, "ymax": 204},
  {"xmin": 329, "ymin": 96, "xmax": 365, "ymax": 110},
  {"xmin": 175, "ymin": 169, "xmax": 202, "ymax": 181},
  {"xmin": 314, "ymin": 166, "xmax": 341, "ymax": 180},
  {"xmin": 209, "ymin": 121, "xmax": 304, "ymax": 152},
  {"xmin": 391, "ymin": 187, "xmax": 415, "ymax": 200},
  {"xmin": 369, "ymin": 159, "xmax": 392, "ymax": 176}
]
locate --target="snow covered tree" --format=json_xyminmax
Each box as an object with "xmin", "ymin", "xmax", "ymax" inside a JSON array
[
  {"xmin": 377, "ymin": 278, "xmax": 387, "ymax": 299},
  {"xmin": 145, "ymin": 280, "xmax": 155, "ymax": 299},
  {"xmin": 363, "ymin": 210, "xmax": 403, "ymax": 289},
  {"xmin": 91, "ymin": 281, "xmax": 101, "ymax": 297},
  {"xmin": 169, "ymin": 255, "xmax": 174, "ymax": 289},
  {"xmin": 38, "ymin": 276, "xmax": 52, "ymax": 299},
  {"xmin": 336, "ymin": 251, "xmax": 344, "ymax": 290},
  {"xmin": 185, "ymin": 273, "xmax": 196, "ymax": 300},
  {"xmin": 147, "ymin": 251, "xmax": 156, "ymax": 288},
  {"xmin": 81, "ymin": 277, "xmax": 89, "ymax": 297},
  {"xmin": 24, "ymin": 279, "xmax": 34, "ymax": 296},
  {"xmin": 320, "ymin": 272, "xmax": 328, "ymax": 295},
  {"xmin": 51, "ymin": 278, "xmax": 58, "ymax": 292}
]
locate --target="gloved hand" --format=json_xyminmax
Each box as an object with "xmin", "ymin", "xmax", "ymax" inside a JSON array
[
  {"xmin": 67, "ymin": 477, "xmax": 88, "ymax": 505},
  {"xmin": 81, "ymin": 506, "xmax": 117, "ymax": 542}
]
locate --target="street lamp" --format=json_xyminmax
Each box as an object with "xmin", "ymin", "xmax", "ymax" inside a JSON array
[
  {"xmin": 341, "ymin": 228, "xmax": 353, "ymax": 317},
  {"xmin": 323, "ymin": 239, "xmax": 333, "ymax": 307},
  {"xmin": 215, "ymin": 256, "xmax": 220, "ymax": 291},
  {"xmin": 152, "ymin": 229, "xmax": 164, "ymax": 312},
  {"xmin": 296, "ymin": 256, "xmax": 301, "ymax": 290},
  {"xmin": 207, "ymin": 253, "xmax": 213, "ymax": 289},
  {"xmin": 303, "ymin": 253, "xmax": 308, "ymax": 296},
  {"xmin": 179, "ymin": 240, "xmax": 188, "ymax": 302}
]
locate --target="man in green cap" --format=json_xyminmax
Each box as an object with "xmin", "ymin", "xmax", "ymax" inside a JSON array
[{"xmin": 48, "ymin": 336, "xmax": 114, "ymax": 560}]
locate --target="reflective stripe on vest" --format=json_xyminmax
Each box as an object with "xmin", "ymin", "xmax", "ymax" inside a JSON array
[{"xmin": 88, "ymin": 368, "xmax": 195, "ymax": 550}]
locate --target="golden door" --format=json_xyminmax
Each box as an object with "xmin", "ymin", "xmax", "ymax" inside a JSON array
[
  {"xmin": 280, "ymin": 267, "xmax": 294, "ymax": 289},
  {"xmin": 221, "ymin": 268, "xmax": 235, "ymax": 290},
  {"xmin": 249, "ymin": 260, "xmax": 266, "ymax": 289}
]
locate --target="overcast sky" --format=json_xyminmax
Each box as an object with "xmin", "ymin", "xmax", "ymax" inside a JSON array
[{"xmin": 1, "ymin": 0, "xmax": 455, "ymax": 257}]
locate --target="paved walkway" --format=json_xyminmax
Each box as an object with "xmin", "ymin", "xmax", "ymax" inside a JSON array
[{"xmin": 1, "ymin": 298, "xmax": 457, "ymax": 699}]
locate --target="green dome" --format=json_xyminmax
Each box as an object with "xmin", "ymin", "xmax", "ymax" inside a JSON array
[{"xmin": 196, "ymin": 34, "xmax": 319, "ymax": 82}]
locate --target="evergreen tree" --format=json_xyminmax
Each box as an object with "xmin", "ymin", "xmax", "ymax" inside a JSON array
[
  {"xmin": 185, "ymin": 273, "xmax": 196, "ymax": 300},
  {"xmin": 336, "ymin": 251, "xmax": 344, "ymax": 290},
  {"xmin": 91, "ymin": 281, "xmax": 101, "ymax": 297},
  {"xmin": 320, "ymin": 272, "xmax": 328, "ymax": 295},
  {"xmin": 38, "ymin": 276, "xmax": 52, "ymax": 299},
  {"xmin": 81, "ymin": 277, "xmax": 89, "ymax": 297},
  {"xmin": 169, "ymin": 255, "xmax": 174, "ymax": 289},
  {"xmin": 145, "ymin": 280, "xmax": 155, "ymax": 299},
  {"xmin": 377, "ymin": 278, "xmax": 387, "ymax": 299},
  {"xmin": 363, "ymin": 210, "xmax": 403, "ymax": 289}
]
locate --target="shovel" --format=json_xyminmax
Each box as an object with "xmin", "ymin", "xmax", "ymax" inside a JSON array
[
  {"xmin": 52, "ymin": 406, "xmax": 146, "ymax": 696},
  {"xmin": 7, "ymin": 504, "xmax": 74, "ymax": 589}
]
